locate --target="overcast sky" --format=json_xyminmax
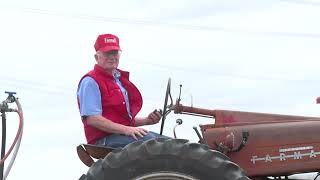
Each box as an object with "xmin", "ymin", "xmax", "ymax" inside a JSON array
[{"xmin": 1, "ymin": 0, "xmax": 320, "ymax": 179}]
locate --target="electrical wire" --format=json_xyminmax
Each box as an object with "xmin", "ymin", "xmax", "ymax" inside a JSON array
[
  {"xmin": 125, "ymin": 58, "xmax": 320, "ymax": 83},
  {"xmin": 22, "ymin": 8, "xmax": 320, "ymax": 39},
  {"xmin": 280, "ymin": 0, "xmax": 320, "ymax": 6},
  {"xmin": 0, "ymin": 58, "xmax": 319, "ymax": 91},
  {"xmin": 0, "ymin": 76, "xmax": 73, "ymax": 96}
]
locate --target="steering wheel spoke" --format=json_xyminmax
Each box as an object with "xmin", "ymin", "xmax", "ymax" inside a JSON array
[{"xmin": 159, "ymin": 78, "xmax": 173, "ymax": 135}]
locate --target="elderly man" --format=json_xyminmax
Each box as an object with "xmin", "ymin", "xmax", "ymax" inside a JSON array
[{"xmin": 77, "ymin": 34, "xmax": 166, "ymax": 148}]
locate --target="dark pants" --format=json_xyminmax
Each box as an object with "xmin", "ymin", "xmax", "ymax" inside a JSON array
[{"xmin": 95, "ymin": 131, "xmax": 168, "ymax": 148}]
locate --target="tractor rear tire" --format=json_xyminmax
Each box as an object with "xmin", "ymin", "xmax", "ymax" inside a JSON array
[{"xmin": 80, "ymin": 138, "xmax": 250, "ymax": 180}]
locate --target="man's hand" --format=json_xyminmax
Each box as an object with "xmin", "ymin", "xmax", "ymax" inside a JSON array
[
  {"xmin": 124, "ymin": 126, "xmax": 149, "ymax": 140},
  {"xmin": 146, "ymin": 109, "xmax": 162, "ymax": 125}
]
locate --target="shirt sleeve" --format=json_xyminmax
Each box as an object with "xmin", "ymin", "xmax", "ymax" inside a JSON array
[{"xmin": 77, "ymin": 76, "xmax": 102, "ymax": 117}]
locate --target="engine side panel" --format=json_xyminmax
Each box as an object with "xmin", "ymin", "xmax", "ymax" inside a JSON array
[{"xmin": 202, "ymin": 120, "xmax": 320, "ymax": 177}]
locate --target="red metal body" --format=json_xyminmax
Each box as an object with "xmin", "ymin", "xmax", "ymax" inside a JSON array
[{"xmin": 175, "ymin": 103, "xmax": 320, "ymax": 178}]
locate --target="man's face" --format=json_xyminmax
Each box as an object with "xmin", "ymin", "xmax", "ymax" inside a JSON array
[{"xmin": 95, "ymin": 50, "xmax": 120, "ymax": 72}]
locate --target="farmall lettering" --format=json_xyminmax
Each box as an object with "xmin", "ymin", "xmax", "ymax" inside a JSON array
[
  {"xmin": 105, "ymin": 38, "xmax": 117, "ymax": 43},
  {"xmin": 251, "ymin": 146, "xmax": 320, "ymax": 165}
]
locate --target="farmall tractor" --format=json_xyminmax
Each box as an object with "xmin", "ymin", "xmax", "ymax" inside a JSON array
[{"xmin": 77, "ymin": 79, "xmax": 320, "ymax": 180}]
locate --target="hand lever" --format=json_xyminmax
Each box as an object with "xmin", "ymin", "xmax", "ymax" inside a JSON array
[{"xmin": 173, "ymin": 119, "xmax": 183, "ymax": 139}]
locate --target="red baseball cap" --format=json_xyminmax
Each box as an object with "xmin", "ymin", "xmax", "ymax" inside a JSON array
[{"xmin": 94, "ymin": 34, "xmax": 121, "ymax": 52}]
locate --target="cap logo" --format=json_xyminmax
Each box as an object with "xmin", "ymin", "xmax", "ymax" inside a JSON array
[{"xmin": 105, "ymin": 38, "xmax": 117, "ymax": 43}]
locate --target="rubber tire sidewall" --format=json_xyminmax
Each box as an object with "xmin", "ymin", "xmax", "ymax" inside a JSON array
[{"xmin": 81, "ymin": 138, "xmax": 250, "ymax": 180}]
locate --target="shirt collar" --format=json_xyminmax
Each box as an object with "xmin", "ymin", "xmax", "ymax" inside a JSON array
[{"xmin": 113, "ymin": 70, "xmax": 121, "ymax": 79}]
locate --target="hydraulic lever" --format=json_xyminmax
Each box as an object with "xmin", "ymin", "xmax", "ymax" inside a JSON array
[
  {"xmin": 173, "ymin": 119, "xmax": 183, "ymax": 139},
  {"xmin": 193, "ymin": 126, "xmax": 206, "ymax": 144}
]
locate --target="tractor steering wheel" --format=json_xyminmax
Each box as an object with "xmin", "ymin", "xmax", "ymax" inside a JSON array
[{"xmin": 159, "ymin": 78, "xmax": 173, "ymax": 135}]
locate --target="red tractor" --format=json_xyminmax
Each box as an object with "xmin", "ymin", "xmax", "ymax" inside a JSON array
[{"xmin": 77, "ymin": 79, "xmax": 320, "ymax": 180}]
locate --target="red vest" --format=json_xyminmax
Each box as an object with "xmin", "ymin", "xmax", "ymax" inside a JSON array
[{"xmin": 78, "ymin": 64, "xmax": 143, "ymax": 144}]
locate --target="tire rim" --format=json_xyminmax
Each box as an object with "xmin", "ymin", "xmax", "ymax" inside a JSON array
[{"xmin": 134, "ymin": 171, "xmax": 198, "ymax": 180}]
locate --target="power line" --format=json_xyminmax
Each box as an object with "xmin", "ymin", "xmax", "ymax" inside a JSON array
[
  {"xmin": 0, "ymin": 57, "xmax": 319, "ymax": 96},
  {"xmin": 126, "ymin": 58, "xmax": 320, "ymax": 83},
  {"xmin": 0, "ymin": 77, "xmax": 74, "ymax": 96},
  {"xmin": 23, "ymin": 8, "xmax": 320, "ymax": 39},
  {"xmin": 280, "ymin": 0, "xmax": 320, "ymax": 6}
]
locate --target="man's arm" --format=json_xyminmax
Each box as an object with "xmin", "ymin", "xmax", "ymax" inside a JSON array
[
  {"xmin": 134, "ymin": 117, "xmax": 149, "ymax": 126},
  {"xmin": 134, "ymin": 110, "xmax": 162, "ymax": 126},
  {"xmin": 86, "ymin": 115, "xmax": 148, "ymax": 140}
]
